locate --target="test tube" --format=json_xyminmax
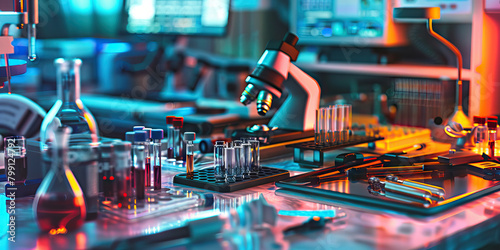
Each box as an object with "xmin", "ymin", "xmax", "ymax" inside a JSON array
[
  {"xmin": 99, "ymin": 144, "xmax": 115, "ymax": 201},
  {"xmin": 233, "ymin": 142, "xmax": 244, "ymax": 180},
  {"xmin": 114, "ymin": 142, "xmax": 132, "ymax": 208},
  {"xmin": 242, "ymin": 141, "xmax": 252, "ymax": 177},
  {"xmin": 4, "ymin": 136, "xmax": 27, "ymax": 185},
  {"xmin": 315, "ymin": 109, "xmax": 321, "ymax": 145},
  {"xmin": 335, "ymin": 105, "xmax": 344, "ymax": 143},
  {"xmin": 125, "ymin": 132, "xmax": 135, "ymax": 187},
  {"xmin": 166, "ymin": 116, "xmax": 176, "ymax": 161},
  {"xmin": 142, "ymin": 128, "xmax": 152, "ymax": 188},
  {"xmin": 225, "ymin": 146, "xmax": 236, "ymax": 182},
  {"xmin": 249, "ymin": 139, "xmax": 260, "ymax": 173},
  {"xmin": 327, "ymin": 106, "xmax": 336, "ymax": 145},
  {"xmin": 487, "ymin": 118, "xmax": 497, "ymax": 158},
  {"xmin": 133, "ymin": 131, "xmax": 147, "ymax": 200},
  {"xmin": 214, "ymin": 141, "xmax": 226, "ymax": 180},
  {"xmin": 173, "ymin": 117, "xmax": 184, "ymax": 163},
  {"xmin": 343, "ymin": 105, "xmax": 352, "ymax": 142},
  {"xmin": 151, "ymin": 129, "xmax": 164, "ymax": 190},
  {"xmin": 184, "ymin": 132, "xmax": 196, "ymax": 179}
]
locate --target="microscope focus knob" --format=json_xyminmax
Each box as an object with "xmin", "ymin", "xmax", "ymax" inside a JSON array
[{"xmin": 284, "ymin": 33, "xmax": 298, "ymax": 47}]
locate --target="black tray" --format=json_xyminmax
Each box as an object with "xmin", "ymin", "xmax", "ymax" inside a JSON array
[
  {"xmin": 286, "ymin": 135, "xmax": 384, "ymax": 167},
  {"xmin": 173, "ymin": 166, "xmax": 290, "ymax": 192}
]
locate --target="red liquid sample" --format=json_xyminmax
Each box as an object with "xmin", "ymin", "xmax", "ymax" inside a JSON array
[
  {"xmin": 35, "ymin": 194, "xmax": 85, "ymax": 232},
  {"xmin": 5, "ymin": 156, "xmax": 27, "ymax": 184},
  {"xmin": 167, "ymin": 148, "xmax": 174, "ymax": 159},
  {"xmin": 154, "ymin": 165, "xmax": 161, "ymax": 190},
  {"xmin": 145, "ymin": 159, "xmax": 151, "ymax": 187},
  {"xmin": 135, "ymin": 169, "xmax": 145, "ymax": 200},
  {"xmin": 130, "ymin": 166, "xmax": 135, "ymax": 188},
  {"xmin": 103, "ymin": 174, "xmax": 115, "ymax": 198},
  {"xmin": 489, "ymin": 141, "xmax": 495, "ymax": 158},
  {"xmin": 116, "ymin": 176, "xmax": 130, "ymax": 207}
]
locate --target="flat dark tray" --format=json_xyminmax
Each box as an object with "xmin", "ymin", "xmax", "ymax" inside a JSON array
[
  {"xmin": 173, "ymin": 166, "xmax": 290, "ymax": 192},
  {"xmin": 286, "ymin": 135, "xmax": 384, "ymax": 152}
]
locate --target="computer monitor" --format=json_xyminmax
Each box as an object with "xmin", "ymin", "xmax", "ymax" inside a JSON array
[
  {"xmin": 125, "ymin": 0, "xmax": 230, "ymax": 36},
  {"xmin": 291, "ymin": 0, "xmax": 407, "ymax": 46}
]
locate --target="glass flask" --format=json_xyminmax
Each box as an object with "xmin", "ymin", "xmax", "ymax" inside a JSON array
[
  {"xmin": 40, "ymin": 58, "xmax": 99, "ymax": 174},
  {"xmin": 33, "ymin": 127, "xmax": 86, "ymax": 233}
]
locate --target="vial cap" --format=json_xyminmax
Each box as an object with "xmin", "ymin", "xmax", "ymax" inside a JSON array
[
  {"xmin": 184, "ymin": 132, "xmax": 196, "ymax": 141},
  {"xmin": 133, "ymin": 126, "xmax": 145, "ymax": 131},
  {"xmin": 113, "ymin": 141, "xmax": 131, "ymax": 152},
  {"xmin": 125, "ymin": 131, "xmax": 134, "ymax": 142},
  {"xmin": 166, "ymin": 116, "xmax": 176, "ymax": 125},
  {"xmin": 151, "ymin": 129, "xmax": 164, "ymax": 139},
  {"xmin": 134, "ymin": 131, "xmax": 148, "ymax": 142},
  {"xmin": 173, "ymin": 117, "xmax": 184, "ymax": 128},
  {"xmin": 487, "ymin": 116, "xmax": 498, "ymax": 122},
  {"xmin": 473, "ymin": 116, "xmax": 482, "ymax": 124},
  {"xmin": 143, "ymin": 128, "xmax": 152, "ymax": 138}
]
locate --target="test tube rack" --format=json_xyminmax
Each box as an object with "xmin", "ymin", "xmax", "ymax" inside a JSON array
[
  {"xmin": 287, "ymin": 135, "xmax": 384, "ymax": 168},
  {"xmin": 173, "ymin": 166, "xmax": 290, "ymax": 192}
]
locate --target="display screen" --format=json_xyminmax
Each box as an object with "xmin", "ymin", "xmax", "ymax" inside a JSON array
[
  {"xmin": 126, "ymin": 0, "xmax": 230, "ymax": 36},
  {"xmin": 294, "ymin": 0, "xmax": 386, "ymax": 43}
]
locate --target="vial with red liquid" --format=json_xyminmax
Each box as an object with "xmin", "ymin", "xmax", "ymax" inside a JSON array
[
  {"xmin": 99, "ymin": 144, "xmax": 115, "ymax": 201},
  {"xmin": 487, "ymin": 117, "xmax": 498, "ymax": 158},
  {"xmin": 133, "ymin": 131, "xmax": 148, "ymax": 200},
  {"xmin": 125, "ymin": 131, "xmax": 135, "ymax": 187},
  {"xmin": 151, "ymin": 129, "xmax": 164, "ymax": 190},
  {"xmin": 143, "ymin": 128, "xmax": 152, "ymax": 188},
  {"xmin": 33, "ymin": 127, "xmax": 86, "ymax": 233},
  {"xmin": 166, "ymin": 116, "xmax": 176, "ymax": 162},
  {"xmin": 113, "ymin": 142, "xmax": 132, "ymax": 208}
]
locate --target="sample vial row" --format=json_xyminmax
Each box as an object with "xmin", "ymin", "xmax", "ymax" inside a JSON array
[
  {"xmin": 213, "ymin": 139, "xmax": 260, "ymax": 182},
  {"xmin": 315, "ymin": 104, "xmax": 352, "ymax": 146}
]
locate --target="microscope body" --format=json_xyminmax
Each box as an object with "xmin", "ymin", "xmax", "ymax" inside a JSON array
[{"xmin": 240, "ymin": 33, "xmax": 320, "ymax": 132}]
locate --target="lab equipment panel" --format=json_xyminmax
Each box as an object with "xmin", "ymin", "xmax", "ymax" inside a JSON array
[
  {"xmin": 126, "ymin": 0, "xmax": 230, "ymax": 36},
  {"xmin": 291, "ymin": 0, "xmax": 407, "ymax": 46}
]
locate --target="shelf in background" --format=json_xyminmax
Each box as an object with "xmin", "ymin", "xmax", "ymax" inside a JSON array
[{"xmin": 296, "ymin": 62, "xmax": 472, "ymax": 81}]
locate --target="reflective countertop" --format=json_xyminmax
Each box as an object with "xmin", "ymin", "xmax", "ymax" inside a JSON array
[{"xmin": 2, "ymin": 156, "xmax": 500, "ymax": 250}]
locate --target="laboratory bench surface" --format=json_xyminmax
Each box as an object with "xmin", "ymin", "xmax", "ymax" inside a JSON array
[{"xmin": 2, "ymin": 156, "xmax": 500, "ymax": 250}]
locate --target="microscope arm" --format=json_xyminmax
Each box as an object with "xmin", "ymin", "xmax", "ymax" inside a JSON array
[{"xmin": 268, "ymin": 63, "xmax": 320, "ymax": 131}]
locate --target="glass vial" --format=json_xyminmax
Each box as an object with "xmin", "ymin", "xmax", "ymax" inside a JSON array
[
  {"xmin": 151, "ymin": 129, "xmax": 164, "ymax": 190},
  {"xmin": 125, "ymin": 131, "xmax": 135, "ymax": 187},
  {"xmin": 166, "ymin": 116, "xmax": 176, "ymax": 161},
  {"xmin": 249, "ymin": 139, "xmax": 260, "ymax": 173},
  {"xmin": 173, "ymin": 117, "xmax": 184, "ymax": 163},
  {"xmin": 143, "ymin": 128, "xmax": 152, "ymax": 188},
  {"xmin": 214, "ymin": 141, "xmax": 226, "ymax": 180},
  {"xmin": 225, "ymin": 146, "xmax": 236, "ymax": 182},
  {"xmin": 233, "ymin": 141, "xmax": 244, "ymax": 180},
  {"xmin": 33, "ymin": 127, "xmax": 86, "ymax": 233},
  {"xmin": 133, "ymin": 131, "xmax": 148, "ymax": 200},
  {"xmin": 40, "ymin": 58, "xmax": 99, "ymax": 174},
  {"xmin": 99, "ymin": 144, "xmax": 115, "ymax": 201},
  {"xmin": 4, "ymin": 136, "xmax": 27, "ymax": 185},
  {"xmin": 184, "ymin": 132, "xmax": 196, "ymax": 179},
  {"xmin": 488, "ymin": 118, "xmax": 497, "ymax": 158},
  {"xmin": 114, "ymin": 142, "xmax": 132, "ymax": 209}
]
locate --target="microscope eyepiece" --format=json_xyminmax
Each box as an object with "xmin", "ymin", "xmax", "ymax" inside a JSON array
[{"xmin": 256, "ymin": 90, "xmax": 273, "ymax": 116}]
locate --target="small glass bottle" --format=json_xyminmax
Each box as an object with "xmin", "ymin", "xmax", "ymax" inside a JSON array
[
  {"xmin": 249, "ymin": 139, "xmax": 260, "ymax": 173},
  {"xmin": 214, "ymin": 141, "xmax": 226, "ymax": 180},
  {"xmin": 125, "ymin": 131, "xmax": 135, "ymax": 186},
  {"xmin": 99, "ymin": 144, "xmax": 115, "ymax": 201},
  {"xmin": 133, "ymin": 131, "xmax": 147, "ymax": 200},
  {"xmin": 232, "ymin": 141, "xmax": 244, "ymax": 180},
  {"xmin": 40, "ymin": 58, "xmax": 99, "ymax": 175},
  {"xmin": 113, "ymin": 142, "xmax": 132, "ymax": 209},
  {"xmin": 143, "ymin": 128, "xmax": 152, "ymax": 188},
  {"xmin": 166, "ymin": 116, "xmax": 176, "ymax": 161},
  {"xmin": 173, "ymin": 117, "xmax": 184, "ymax": 163},
  {"xmin": 487, "ymin": 118, "xmax": 497, "ymax": 158},
  {"xmin": 184, "ymin": 132, "xmax": 196, "ymax": 179},
  {"xmin": 4, "ymin": 136, "xmax": 27, "ymax": 185},
  {"xmin": 151, "ymin": 129, "xmax": 164, "ymax": 190},
  {"xmin": 225, "ymin": 146, "xmax": 236, "ymax": 182},
  {"xmin": 33, "ymin": 127, "xmax": 86, "ymax": 233}
]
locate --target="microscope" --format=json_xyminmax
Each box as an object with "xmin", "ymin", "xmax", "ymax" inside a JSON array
[
  {"xmin": 0, "ymin": 0, "xmax": 38, "ymax": 89},
  {"xmin": 236, "ymin": 33, "xmax": 321, "ymax": 144}
]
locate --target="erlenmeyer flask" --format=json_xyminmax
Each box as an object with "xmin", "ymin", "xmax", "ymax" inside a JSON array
[
  {"xmin": 40, "ymin": 58, "xmax": 99, "ymax": 173},
  {"xmin": 33, "ymin": 126, "xmax": 86, "ymax": 233}
]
